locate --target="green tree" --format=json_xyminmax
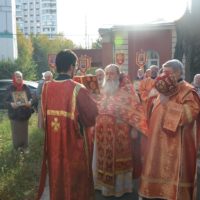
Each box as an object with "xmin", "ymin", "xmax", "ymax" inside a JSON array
[
  {"xmin": 32, "ymin": 33, "xmax": 75, "ymax": 78},
  {"xmin": 49, "ymin": 33, "xmax": 75, "ymax": 52},
  {"xmin": 32, "ymin": 35, "xmax": 49, "ymax": 78},
  {"xmin": 92, "ymin": 37, "xmax": 102, "ymax": 49},
  {"xmin": 0, "ymin": 60, "xmax": 17, "ymax": 79},
  {"xmin": 0, "ymin": 30, "xmax": 36, "ymax": 80},
  {"xmin": 174, "ymin": 0, "xmax": 200, "ymax": 81},
  {"xmin": 15, "ymin": 30, "xmax": 36, "ymax": 80}
]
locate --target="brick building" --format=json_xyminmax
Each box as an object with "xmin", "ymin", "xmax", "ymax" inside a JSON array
[
  {"xmin": 99, "ymin": 22, "xmax": 176, "ymax": 80},
  {"xmin": 73, "ymin": 49, "xmax": 102, "ymax": 68}
]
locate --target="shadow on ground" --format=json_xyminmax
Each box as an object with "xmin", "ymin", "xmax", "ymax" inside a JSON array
[
  {"xmin": 95, "ymin": 172, "xmax": 200, "ymax": 200},
  {"xmin": 95, "ymin": 190, "xmax": 138, "ymax": 200},
  {"xmin": 95, "ymin": 180, "xmax": 139, "ymax": 200}
]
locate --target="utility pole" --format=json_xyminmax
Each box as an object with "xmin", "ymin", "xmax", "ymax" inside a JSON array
[{"xmin": 85, "ymin": 15, "xmax": 88, "ymax": 49}]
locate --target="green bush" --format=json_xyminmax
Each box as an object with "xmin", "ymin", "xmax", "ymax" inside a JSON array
[{"xmin": 0, "ymin": 60, "xmax": 17, "ymax": 79}]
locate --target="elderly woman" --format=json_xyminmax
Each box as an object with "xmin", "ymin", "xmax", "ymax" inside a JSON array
[{"xmin": 6, "ymin": 71, "xmax": 33, "ymax": 151}]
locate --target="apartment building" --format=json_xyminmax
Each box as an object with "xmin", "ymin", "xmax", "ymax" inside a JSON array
[
  {"xmin": 99, "ymin": 22, "xmax": 176, "ymax": 80},
  {"xmin": 16, "ymin": 0, "xmax": 57, "ymax": 37},
  {"xmin": 0, "ymin": 0, "xmax": 18, "ymax": 60}
]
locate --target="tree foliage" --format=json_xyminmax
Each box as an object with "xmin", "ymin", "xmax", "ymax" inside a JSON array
[
  {"xmin": 92, "ymin": 37, "xmax": 102, "ymax": 49},
  {"xmin": 32, "ymin": 33, "xmax": 75, "ymax": 78},
  {"xmin": 15, "ymin": 30, "xmax": 36, "ymax": 80},
  {"xmin": 0, "ymin": 60, "xmax": 17, "ymax": 79},
  {"xmin": 0, "ymin": 29, "xmax": 36, "ymax": 80},
  {"xmin": 0, "ymin": 31, "xmax": 75, "ymax": 80},
  {"xmin": 31, "ymin": 35, "xmax": 49, "ymax": 79},
  {"xmin": 174, "ymin": 0, "xmax": 200, "ymax": 81}
]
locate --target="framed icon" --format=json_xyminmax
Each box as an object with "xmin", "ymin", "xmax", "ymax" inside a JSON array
[
  {"xmin": 116, "ymin": 53, "xmax": 125, "ymax": 65},
  {"xmin": 12, "ymin": 91, "xmax": 28, "ymax": 106},
  {"xmin": 136, "ymin": 49, "xmax": 147, "ymax": 68},
  {"xmin": 73, "ymin": 75, "xmax": 100, "ymax": 94},
  {"xmin": 78, "ymin": 55, "xmax": 92, "ymax": 75}
]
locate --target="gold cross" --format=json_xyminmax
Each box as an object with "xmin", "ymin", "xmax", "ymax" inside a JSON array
[{"xmin": 51, "ymin": 117, "xmax": 60, "ymax": 132}]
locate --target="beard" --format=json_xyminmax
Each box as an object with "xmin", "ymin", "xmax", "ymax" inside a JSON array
[{"xmin": 103, "ymin": 79, "xmax": 120, "ymax": 96}]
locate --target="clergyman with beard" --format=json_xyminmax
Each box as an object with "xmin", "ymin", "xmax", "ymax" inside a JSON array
[{"xmin": 92, "ymin": 64, "xmax": 148, "ymax": 198}]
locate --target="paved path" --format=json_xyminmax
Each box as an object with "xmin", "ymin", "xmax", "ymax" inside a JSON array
[
  {"xmin": 95, "ymin": 190, "xmax": 138, "ymax": 200},
  {"xmin": 96, "ymin": 169, "xmax": 200, "ymax": 200},
  {"xmin": 95, "ymin": 179, "xmax": 139, "ymax": 200},
  {"xmin": 41, "ymin": 165, "xmax": 200, "ymax": 200},
  {"xmin": 197, "ymin": 160, "xmax": 200, "ymax": 200}
]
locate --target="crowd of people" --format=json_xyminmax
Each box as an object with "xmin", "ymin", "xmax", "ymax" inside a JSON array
[{"xmin": 5, "ymin": 49, "xmax": 200, "ymax": 200}]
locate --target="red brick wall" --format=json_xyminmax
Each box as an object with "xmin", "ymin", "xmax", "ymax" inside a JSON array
[
  {"xmin": 73, "ymin": 49, "xmax": 102, "ymax": 67},
  {"xmin": 102, "ymin": 43, "xmax": 113, "ymax": 68},
  {"xmin": 128, "ymin": 29, "xmax": 172, "ymax": 80}
]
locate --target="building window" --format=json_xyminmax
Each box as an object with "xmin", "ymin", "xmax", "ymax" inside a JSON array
[{"xmin": 146, "ymin": 50, "xmax": 160, "ymax": 68}]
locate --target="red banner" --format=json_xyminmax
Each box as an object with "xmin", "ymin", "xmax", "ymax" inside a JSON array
[
  {"xmin": 78, "ymin": 55, "xmax": 92, "ymax": 75},
  {"xmin": 116, "ymin": 53, "xmax": 125, "ymax": 65},
  {"xmin": 136, "ymin": 49, "xmax": 147, "ymax": 68}
]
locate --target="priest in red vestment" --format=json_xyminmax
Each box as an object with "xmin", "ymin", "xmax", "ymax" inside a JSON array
[
  {"xmin": 138, "ymin": 65, "xmax": 159, "ymax": 166},
  {"xmin": 93, "ymin": 64, "xmax": 148, "ymax": 197},
  {"xmin": 37, "ymin": 49, "xmax": 98, "ymax": 200},
  {"xmin": 139, "ymin": 59, "xmax": 200, "ymax": 200}
]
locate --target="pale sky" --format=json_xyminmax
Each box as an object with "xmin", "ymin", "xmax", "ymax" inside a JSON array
[{"xmin": 57, "ymin": 0, "xmax": 190, "ymax": 48}]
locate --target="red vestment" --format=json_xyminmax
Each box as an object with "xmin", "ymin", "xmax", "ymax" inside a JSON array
[
  {"xmin": 139, "ymin": 81, "xmax": 200, "ymax": 200},
  {"xmin": 138, "ymin": 77, "xmax": 158, "ymax": 166},
  {"xmin": 139, "ymin": 77, "xmax": 155, "ymax": 103},
  {"xmin": 37, "ymin": 79, "xmax": 98, "ymax": 200},
  {"xmin": 94, "ymin": 76, "xmax": 148, "ymax": 195}
]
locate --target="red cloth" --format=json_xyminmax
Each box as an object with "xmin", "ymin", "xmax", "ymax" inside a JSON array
[
  {"xmin": 95, "ymin": 115, "xmax": 133, "ymax": 186},
  {"xmin": 95, "ymin": 75, "xmax": 148, "ymax": 187},
  {"xmin": 111, "ymin": 75, "xmax": 149, "ymax": 135},
  {"xmin": 37, "ymin": 80, "xmax": 97, "ymax": 200}
]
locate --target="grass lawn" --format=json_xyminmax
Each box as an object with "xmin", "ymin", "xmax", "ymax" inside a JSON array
[{"xmin": 0, "ymin": 111, "xmax": 44, "ymax": 200}]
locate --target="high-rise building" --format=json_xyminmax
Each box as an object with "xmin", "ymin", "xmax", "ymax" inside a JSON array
[
  {"xmin": 0, "ymin": 0, "xmax": 18, "ymax": 60},
  {"xmin": 16, "ymin": 0, "xmax": 57, "ymax": 37}
]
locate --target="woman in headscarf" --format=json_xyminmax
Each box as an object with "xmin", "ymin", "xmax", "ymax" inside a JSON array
[{"xmin": 6, "ymin": 71, "xmax": 33, "ymax": 152}]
